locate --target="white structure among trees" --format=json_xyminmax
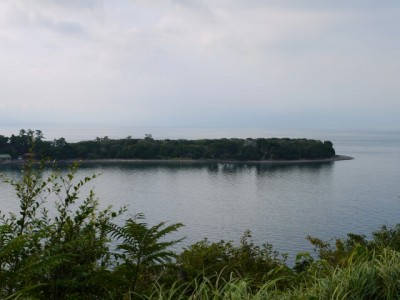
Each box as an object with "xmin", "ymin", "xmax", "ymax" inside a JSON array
[{"xmin": 0, "ymin": 154, "xmax": 11, "ymax": 163}]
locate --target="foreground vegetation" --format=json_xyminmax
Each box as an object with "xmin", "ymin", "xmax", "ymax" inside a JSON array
[
  {"xmin": 2, "ymin": 160, "xmax": 400, "ymax": 299},
  {"xmin": 0, "ymin": 129, "xmax": 335, "ymax": 161}
]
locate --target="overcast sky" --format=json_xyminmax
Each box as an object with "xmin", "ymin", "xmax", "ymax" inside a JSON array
[{"xmin": 1, "ymin": 0, "xmax": 399, "ymax": 130}]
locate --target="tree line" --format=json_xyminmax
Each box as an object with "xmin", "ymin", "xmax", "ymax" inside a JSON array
[{"xmin": 0, "ymin": 129, "xmax": 335, "ymax": 161}]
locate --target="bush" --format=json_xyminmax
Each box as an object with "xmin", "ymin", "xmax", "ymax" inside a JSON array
[{"xmin": 177, "ymin": 230, "xmax": 286, "ymax": 287}]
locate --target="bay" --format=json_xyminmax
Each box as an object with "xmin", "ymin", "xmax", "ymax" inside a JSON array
[{"xmin": 1, "ymin": 127, "xmax": 400, "ymax": 262}]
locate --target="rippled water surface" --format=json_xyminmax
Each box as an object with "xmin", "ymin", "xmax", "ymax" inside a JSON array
[{"xmin": 1, "ymin": 128, "xmax": 399, "ymax": 260}]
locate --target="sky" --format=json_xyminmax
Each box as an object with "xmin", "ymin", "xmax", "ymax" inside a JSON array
[{"xmin": 1, "ymin": 0, "xmax": 399, "ymax": 132}]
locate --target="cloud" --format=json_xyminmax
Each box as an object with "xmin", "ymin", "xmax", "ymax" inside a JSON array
[{"xmin": 0, "ymin": 0, "xmax": 399, "ymax": 128}]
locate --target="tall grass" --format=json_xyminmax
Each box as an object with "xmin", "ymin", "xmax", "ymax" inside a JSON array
[
  {"xmin": 297, "ymin": 247, "xmax": 400, "ymax": 299},
  {"xmin": 140, "ymin": 276, "xmax": 287, "ymax": 300},
  {"xmin": 138, "ymin": 247, "xmax": 400, "ymax": 300}
]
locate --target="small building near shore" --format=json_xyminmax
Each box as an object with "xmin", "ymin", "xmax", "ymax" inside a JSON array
[{"xmin": 0, "ymin": 154, "xmax": 11, "ymax": 163}]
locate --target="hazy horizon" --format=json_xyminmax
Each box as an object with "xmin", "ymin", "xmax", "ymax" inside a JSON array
[{"xmin": 1, "ymin": 125, "xmax": 399, "ymax": 144}]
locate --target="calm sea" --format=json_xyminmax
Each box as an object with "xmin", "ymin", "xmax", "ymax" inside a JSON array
[{"xmin": 1, "ymin": 127, "xmax": 400, "ymax": 261}]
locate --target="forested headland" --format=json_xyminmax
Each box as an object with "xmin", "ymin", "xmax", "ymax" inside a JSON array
[{"xmin": 0, "ymin": 129, "xmax": 336, "ymax": 161}]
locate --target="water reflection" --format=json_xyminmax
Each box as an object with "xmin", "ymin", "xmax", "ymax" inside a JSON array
[
  {"xmin": 255, "ymin": 161, "xmax": 333, "ymax": 174},
  {"xmin": 206, "ymin": 163, "xmax": 219, "ymax": 173},
  {"xmin": 1, "ymin": 160, "xmax": 334, "ymax": 173},
  {"xmin": 220, "ymin": 163, "xmax": 251, "ymax": 174}
]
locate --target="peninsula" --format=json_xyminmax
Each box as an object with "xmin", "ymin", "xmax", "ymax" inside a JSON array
[{"xmin": 0, "ymin": 129, "xmax": 352, "ymax": 163}]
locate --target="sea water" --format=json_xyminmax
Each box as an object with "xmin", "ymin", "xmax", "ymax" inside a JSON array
[{"xmin": 1, "ymin": 127, "xmax": 399, "ymax": 261}]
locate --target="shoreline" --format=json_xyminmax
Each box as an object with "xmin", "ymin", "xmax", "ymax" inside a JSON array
[
  {"xmin": 1, "ymin": 155, "xmax": 353, "ymax": 166},
  {"xmin": 76, "ymin": 155, "xmax": 354, "ymax": 164}
]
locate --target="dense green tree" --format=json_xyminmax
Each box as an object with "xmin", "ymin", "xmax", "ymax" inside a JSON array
[
  {"xmin": 0, "ymin": 135, "xmax": 8, "ymax": 148},
  {"xmin": 0, "ymin": 129, "xmax": 337, "ymax": 161},
  {"xmin": 0, "ymin": 160, "xmax": 183, "ymax": 299},
  {"xmin": 0, "ymin": 162, "xmax": 117, "ymax": 298}
]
